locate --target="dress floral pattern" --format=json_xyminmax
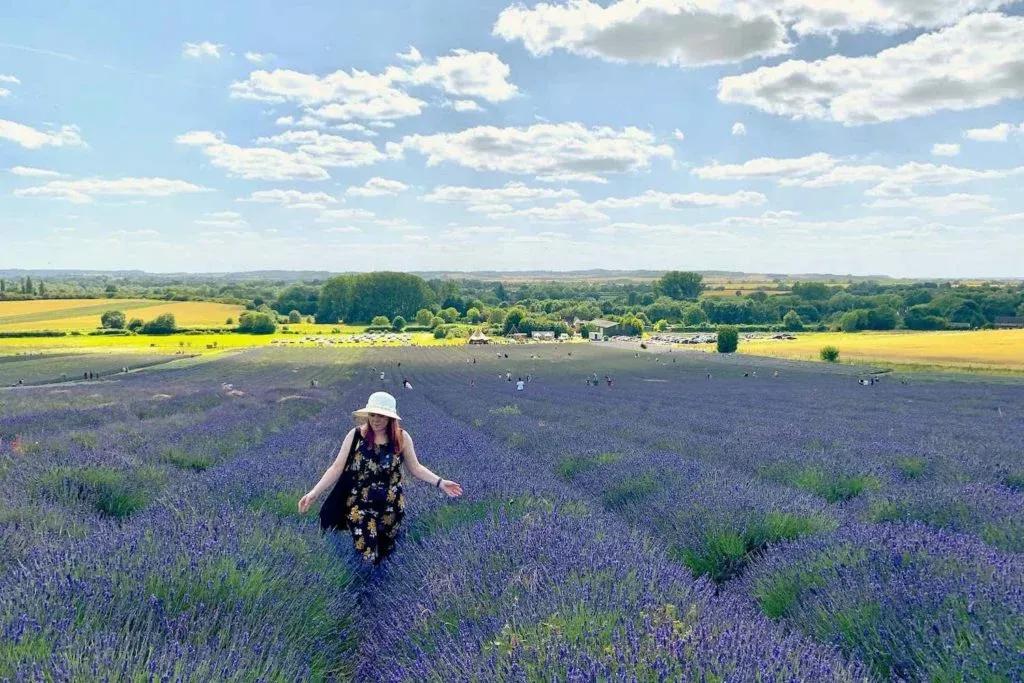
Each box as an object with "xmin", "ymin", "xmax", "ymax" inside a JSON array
[{"xmin": 340, "ymin": 430, "xmax": 405, "ymax": 564}]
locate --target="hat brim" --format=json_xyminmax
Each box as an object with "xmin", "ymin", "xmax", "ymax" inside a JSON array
[{"xmin": 353, "ymin": 408, "xmax": 402, "ymax": 421}]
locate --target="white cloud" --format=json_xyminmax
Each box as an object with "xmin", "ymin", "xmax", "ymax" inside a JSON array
[
  {"xmin": 718, "ymin": 13, "xmax": 1024, "ymax": 125},
  {"xmin": 506, "ymin": 199, "xmax": 609, "ymax": 222},
  {"xmin": 441, "ymin": 225, "xmax": 515, "ymax": 239},
  {"xmin": 176, "ymin": 130, "xmax": 330, "ymax": 180},
  {"xmin": 333, "ymin": 122, "xmax": 378, "ymax": 136},
  {"xmin": 865, "ymin": 193, "xmax": 995, "ymax": 215},
  {"xmin": 0, "ymin": 89, "xmax": 9, "ymax": 98},
  {"xmin": 777, "ymin": 0, "xmax": 1014, "ymax": 36},
  {"xmin": 452, "ymin": 99, "xmax": 484, "ymax": 112},
  {"xmin": 693, "ymin": 153, "xmax": 834, "ymax": 180},
  {"xmin": 239, "ymin": 189, "xmax": 339, "ymax": 208},
  {"xmin": 731, "ymin": 122, "xmax": 746, "ymax": 136},
  {"xmin": 315, "ymin": 208, "xmax": 376, "ymax": 222},
  {"xmin": 399, "ymin": 122, "xmax": 673, "ymax": 183},
  {"xmin": 593, "ymin": 189, "xmax": 767, "ymax": 209},
  {"xmin": 245, "ymin": 51, "xmax": 274, "ymax": 63},
  {"xmin": 274, "ymin": 115, "xmax": 325, "ymax": 129},
  {"xmin": 493, "ymin": 0, "xmax": 791, "ymax": 67},
  {"xmin": 392, "ymin": 49, "xmax": 518, "ymax": 102},
  {"xmin": 182, "ymin": 41, "xmax": 223, "ymax": 59},
  {"xmin": 325, "ymin": 226, "xmax": 362, "ymax": 233},
  {"xmin": 230, "ymin": 49, "xmax": 516, "ymax": 124},
  {"xmin": 9, "ymin": 166, "xmax": 63, "ymax": 177},
  {"xmin": 255, "ymin": 129, "xmax": 392, "ymax": 168},
  {"xmin": 396, "ymin": 46, "xmax": 423, "ymax": 63},
  {"xmin": 231, "ymin": 68, "xmax": 425, "ymax": 122},
  {"xmin": 345, "ymin": 177, "xmax": 409, "ymax": 197},
  {"xmin": 421, "ymin": 181, "xmax": 580, "ymax": 208},
  {"xmin": 782, "ymin": 160, "xmax": 1024, "ymax": 196},
  {"xmin": 14, "ymin": 177, "xmax": 210, "ymax": 204},
  {"xmin": 931, "ymin": 143, "xmax": 960, "ymax": 157},
  {"xmin": 0, "ymin": 119, "xmax": 86, "ymax": 149},
  {"xmin": 195, "ymin": 211, "xmax": 247, "ymax": 227},
  {"xmin": 964, "ymin": 122, "xmax": 1022, "ymax": 142},
  {"xmin": 672, "ymin": 129, "xmax": 685, "ymax": 142},
  {"xmin": 987, "ymin": 212, "xmax": 1024, "ymax": 224},
  {"xmin": 0, "ymin": 75, "xmax": 19, "ymax": 84}
]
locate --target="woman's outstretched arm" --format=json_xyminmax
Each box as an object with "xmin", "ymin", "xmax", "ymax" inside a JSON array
[
  {"xmin": 401, "ymin": 431, "xmax": 463, "ymax": 498},
  {"xmin": 299, "ymin": 427, "xmax": 356, "ymax": 513}
]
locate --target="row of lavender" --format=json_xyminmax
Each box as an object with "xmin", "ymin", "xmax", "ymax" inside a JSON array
[
  {"xmin": 3, "ymin": 344, "xmax": 1022, "ymax": 680},
  {"xmin": 384, "ymin": 344, "xmax": 1024, "ymax": 681},
  {"xmin": 0, "ymin": 350, "xmax": 367, "ymax": 679}
]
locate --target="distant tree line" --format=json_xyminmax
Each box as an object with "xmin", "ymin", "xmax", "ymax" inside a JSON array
[{"xmin": 7, "ymin": 270, "xmax": 1023, "ymax": 336}]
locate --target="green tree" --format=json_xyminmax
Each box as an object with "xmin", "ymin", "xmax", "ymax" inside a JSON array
[
  {"xmin": 466, "ymin": 307, "xmax": 482, "ymax": 324},
  {"xmin": 392, "ymin": 315, "xmax": 406, "ymax": 331},
  {"xmin": 429, "ymin": 315, "xmax": 444, "ymax": 329},
  {"xmin": 618, "ymin": 315, "xmax": 644, "ymax": 336},
  {"xmin": 287, "ymin": 310, "xmax": 302, "ymax": 324},
  {"xmin": 865, "ymin": 306, "xmax": 898, "ymax": 330},
  {"xmin": 683, "ymin": 305, "xmax": 709, "ymax": 326},
  {"xmin": 820, "ymin": 346, "xmax": 840, "ymax": 362},
  {"xmin": 656, "ymin": 271, "xmax": 704, "ymax": 300},
  {"xmin": 274, "ymin": 285, "xmax": 319, "ymax": 316},
  {"xmin": 100, "ymin": 310, "xmax": 127, "ymax": 329},
  {"xmin": 904, "ymin": 305, "xmax": 947, "ymax": 330},
  {"xmin": 348, "ymin": 272, "xmax": 435, "ymax": 323},
  {"xmin": 371, "ymin": 315, "xmax": 391, "ymax": 327},
  {"xmin": 237, "ymin": 311, "xmax": 277, "ymax": 334},
  {"xmin": 316, "ymin": 275, "xmax": 355, "ymax": 324},
  {"xmin": 503, "ymin": 306, "xmax": 528, "ymax": 334},
  {"xmin": 716, "ymin": 326, "xmax": 739, "ymax": 353},
  {"xmin": 439, "ymin": 307, "xmax": 460, "ymax": 323},
  {"xmin": 782, "ymin": 309, "xmax": 804, "ymax": 332},
  {"xmin": 792, "ymin": 282, "xmax": 832, "ymax": 301},
  {"xmin": 653, "ymin": 319, "xmax": 669, "ymax": 332},
  {"xmin": 141, "ymin": 313, "xmax": 177, "ymax": 335},
  {"xmin": 104, "ymin": 283, "xmax": 117, "ymax": 298},
  {"xmin": 225, "ymin": 317, "xmax": 234, "ymax": 325},
  {"xmin": 415, "ymin": 308, "xmax": 433, "ymax": 327},
  {"xmin": 127, "ymin": 318, "xmax": 144, "ymax": 332},
  {"xmin": 24, "ymin": 276, "xmax": 33, "ymax": 295},
  {"xmin": 839, "ymin": 310, "xmax": 869, "ymax": 332}
]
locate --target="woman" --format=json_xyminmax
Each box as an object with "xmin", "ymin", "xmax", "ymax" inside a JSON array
[{"xmin": 298, "ymin": 391, "xmax": 463, "ymax": 564}]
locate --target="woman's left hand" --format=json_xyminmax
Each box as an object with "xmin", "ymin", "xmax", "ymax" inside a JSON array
[{"xmin": 439, "ymin": 480, "xmax": 463, "ymax": 498}]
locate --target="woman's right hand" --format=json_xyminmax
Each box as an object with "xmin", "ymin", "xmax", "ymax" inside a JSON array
[{"xmin": 298, "ymin": 492, "xmax": 315, "ymax": 514}]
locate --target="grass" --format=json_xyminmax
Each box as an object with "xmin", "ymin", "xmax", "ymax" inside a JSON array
[
  {"xmin": 246, "ymin": 491, "xmax": 305, "ymax": 519},
  {"xmin": 0, "ymin": 299, "xmax": 246, "ymax": 332},
  {"xmin": 601, "ymin": 474, "xmax": 660, "ymax": 510},
  {"xmin": 763, "ymin": 464, "xmax": 881, "ymax": 503},
  {"xmin": 407, "ymin": 496, "xmax": 553, "ymax": 542},
  {"xmin": 489, "ymin": 404, "xmax": 521, "ymax": 415},
  {"xmin": 0, "ymin": 633, "xmax": 52, "ymax": 679},
  {"xmin": 673, "ymin": 512, "xmax": 835, "ymax": 583},
  {"xmin": 707, "ymin": 329, "xmax": 1024, "ymax": 372},
  {"xmin": 162, "ymin": 448, "xmax": 215, "ymax": 471},
  {"xmin": 33, "ymin": 465, "xmax": 166, "ymax": 519},
  {"xmin": 1002, "ymin": 471, "xmax": 1024, "ymax": 492},
  {"xmin": 896, "ymin": 457, "xmax": 928, "ymax": 478},
  {"xmin": 556, "ymin": 452, "xmax": 623, "ymax": 481}
]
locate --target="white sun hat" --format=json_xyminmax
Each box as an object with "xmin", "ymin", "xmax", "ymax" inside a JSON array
[{"xmin": 353, "ymin": 391, "xmax": 402, "ymax": 421}]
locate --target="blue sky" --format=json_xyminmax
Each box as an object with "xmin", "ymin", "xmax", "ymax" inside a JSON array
[{"xmin": 1, "ymin": 0, "xmax": 1022, "ymax": 277}]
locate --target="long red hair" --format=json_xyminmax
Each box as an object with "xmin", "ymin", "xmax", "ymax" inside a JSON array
[{"xmin": 360, "ymin": 417, "xmax": 403, "ymax": 455}]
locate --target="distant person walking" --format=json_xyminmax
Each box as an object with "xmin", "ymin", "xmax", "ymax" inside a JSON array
[
  {"xmin": 299, "ymin": 392, "xmax": 463, "ymax": 565},
  {"xmin": 516, "ymin": 378, "xmax": 525, "ymax": 391},
  {"xmin": 402, "ymin": 377, "xmax": 413, "ymax": 390}
]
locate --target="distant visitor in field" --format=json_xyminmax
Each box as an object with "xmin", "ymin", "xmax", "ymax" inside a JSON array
[
  {"xmin": 402, "ymin": 377, "xmax": 412, "ymax": 390},
  {"xmin": 299, "ymin": 391, "xmax": 463, "ymax": 565},
  {"xmin": 516, "ymin": 378, "xmax": 524, "ymax": 391}
]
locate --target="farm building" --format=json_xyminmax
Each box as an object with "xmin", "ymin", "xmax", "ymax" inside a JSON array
[
  {"xmin": 994, "ymin": 316, "xmax": 1024, "ymax": 329},
  {"xmin": 587, "ymin": 318, "xmax": 620, "ymax": 340},
  {"xmin": 468, "ymin": 329, "xmax": 490, "ymax": 344},
  {"xmin": 530, "ymin": 330, "xmax": 555, "ymax": 341}
]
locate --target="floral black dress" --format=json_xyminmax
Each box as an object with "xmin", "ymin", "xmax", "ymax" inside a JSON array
[{"xmin": 338, "ymin": 430, "xmax": 406, "ymax": 564}]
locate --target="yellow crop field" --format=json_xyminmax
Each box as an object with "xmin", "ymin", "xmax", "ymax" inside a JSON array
[
  {"xmin": 726, "ymin": 330, "xmax": 1024, "ymax": 371},
  {"xmin": 0, "ymin": 299, "xmax": 246, "ymax": 332}
]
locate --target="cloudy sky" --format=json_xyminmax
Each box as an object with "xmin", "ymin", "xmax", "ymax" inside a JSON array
[{"xmin": 2, "ymin": 0, "xmax": 1023, "ymax": 277}]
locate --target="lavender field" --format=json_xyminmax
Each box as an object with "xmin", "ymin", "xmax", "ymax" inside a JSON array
[{"xmin": 1, "ymin": 344, "xmax": 1022, "ymax": 682}]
